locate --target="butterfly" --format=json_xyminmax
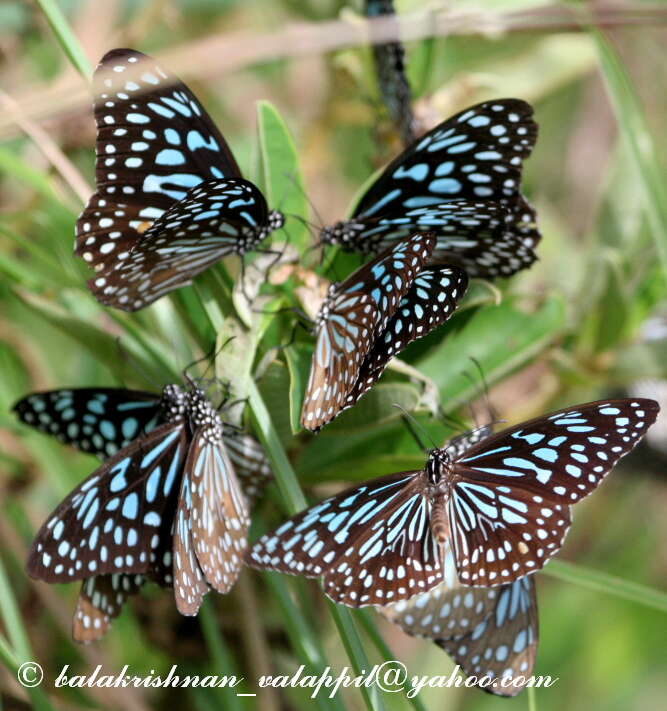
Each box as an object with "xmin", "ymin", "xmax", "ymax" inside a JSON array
[
  {"xmin": 320, "ymin": 99, "xmax": 540, "ymax": 278},
  {"xmin": 379, "ymin": 427, "xmax": 538, "ymax": 697},
  {"xmin": 248, "ymin": 399, "xmax": 657, "ymax": 606},
  {"xmin": 14, "ymin": 383, "xmax": 271, "ymax": 641},
  {"xmin": 75, "ymin": 48, "xmax": 284, "ymax": 311},
  {"xmin": 301, "ymin": 232, "xmax": 468, "ymax": 431}
]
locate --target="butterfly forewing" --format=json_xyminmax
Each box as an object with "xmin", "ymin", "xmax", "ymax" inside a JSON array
[
  {"xmin": 353, "ymin": 99, "xmax": 537, "ymax": 218},
  {"xmin": 27, "ymin": 422, "xmax": 188, "ymax": 583},
  {"xmin": 187, "ymin": 431, "xmax": 250, "ymax": 594},
  {"xmin": 344, "ymin": 264, "xmax": 468, "ymax": 408},
  {"xmin": 449, "ymin": 399, "xmax": 659, "ymax": 585},
  {"xmin": 247, "ymin": 471, "xmax": 444, "ymax": 606},
  {"xmin": 437, "ymin": 576, "xmax": 538, "ymax": 696},
  {"xmin": 301, "ymin": 233, "xmax": 436, "ymax": 431},
  {"xmin": 90, "ymin": 179, "xmax": 270, "ymax": 310},
  {"xmin": 76, "ymin": 48, "xmax": 240, "ymax": 273},
  {"xmin": 13, "ymin": 388, "xmax": 162, "ymax": 459}
]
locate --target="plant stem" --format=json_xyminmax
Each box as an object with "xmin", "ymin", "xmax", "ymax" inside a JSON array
[{"xmin": 246, "ymin": 379, "xmax": 386, "ymax": 711}]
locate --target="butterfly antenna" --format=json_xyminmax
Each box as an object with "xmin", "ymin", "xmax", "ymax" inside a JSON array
[
  {"xmin": 470, "ymin": 356, "xmax": 495, "ymax": 415},
  {"xmin": 183, "ymin": 337, "xmax": 235, "ymax": 382},
  {"xmin": 436, "ymin": 404, "xmax": 469, "ymax": 436},
  {"xmin": 282, "ymin": 171, "xmax": 325, "ymax": 230},
  {"xmin": 393, "ymin": 404, "xmax": 438, "ymax": 453},
  {"xmin": 115, "ymin": 338, "xmax": 163, "ymax": 390}
]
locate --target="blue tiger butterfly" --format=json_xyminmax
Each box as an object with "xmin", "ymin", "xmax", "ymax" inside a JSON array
[
  {"xmin": 76, "ymin": 48, "xmax": 284, "ymax": 311},
  {"xmin": 301, "ymin": 232, "xmax": 468, "ymax": 431},
  {"xmin": 320, "ymin": 99, "xmax": 539, "ymax": 278},
  {"xmin": 14, "ymin": 383, "xmax": 271, "ymax": 641},
  {"xmin": 249, "ymin": 399, "xmax": 657, "ymax": 606},
  {"xmin": 380, "ymin": 426, "xmax": 537, "ymax": 697}
]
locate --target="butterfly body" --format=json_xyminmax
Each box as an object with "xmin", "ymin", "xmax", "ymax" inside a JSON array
[{"xmin": 76, "ymin": 49, "xmax": 284, "ymax": 310}]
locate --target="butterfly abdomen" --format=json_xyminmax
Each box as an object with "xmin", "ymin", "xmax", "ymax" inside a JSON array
[{"xmin": 429, "ymin": 498, "xmax": 450, "ymax": 545}]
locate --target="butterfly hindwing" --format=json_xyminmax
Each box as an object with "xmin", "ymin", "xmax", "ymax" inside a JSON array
[
  {"xmin": 449, "ymin": 399, "xmax": 659, "ymax": 585},
  {"xmin": 73, "ymin": 573, "xmax": 145, "ymax": 643},
  {"xmin": 437, "ymin": 576, "xmax": 538, "ymax": 696},
  {"xmin": 301, "ymin": 233, "xmax": 436, "ymax": 430},
  {"xmin": 27, "ymin": 422, "xmax": 188, "ymax": 583},
  {"xmin": 247, "ymin": 471, "xmax": 444, "ymax": 606},
  {"xmin": 348, "ymin": 200, "xmax": 538, "ymax": 278},
  {"xmin": 173, "ymin": 470, "xmax": 210, "ymax": 615},
  {"xmin": 13, "ymin": 388, "xmax": 162, "ymax": 459},
  {"xmin": 344, "ymin": 264, "xmax": 468, "ymax": 407},
  {"xmin": 223, "ymin": 431, "xmax": 273, "ymax": 504},
  {"xmin": 381, "ymin": 544, "xmax": 498, "ymax": 638}
]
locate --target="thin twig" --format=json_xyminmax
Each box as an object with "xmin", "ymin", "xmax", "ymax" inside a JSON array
[
  {"xmin": 1, "ymin": 4, "xmax": 666, "ymax": 138},
  {"xmin": 0, "ymin": 90, "xmax": 91, "ymax": 205}
]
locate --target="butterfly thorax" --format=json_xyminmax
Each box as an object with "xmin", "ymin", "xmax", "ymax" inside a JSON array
[
  {"xmin": 426, "ymin": 448, "xmax": 453, "ymax": 493},
  {"xmin": 185, "ymin": 387, "xmax": 223, "ymax": 443},
  {"xmin": 320, "ymin": 221, "xmax": 370, "ymax": 251},
  {"xmin": 160, "ymin": 384, "xmax": 188, "ymax": 422},
  {"xmin": 240, "ymin": 210, "xmax": 284, "ymax": 253}
]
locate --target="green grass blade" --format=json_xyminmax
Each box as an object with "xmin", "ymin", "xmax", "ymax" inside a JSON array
[
  {"xmin": 198, "ymin": 601, "xmax": 247, "ymax": 710},
  {"xmin": 543, "ymin": 560, "xmax": 667, "ymax": 613},
  {"xmin": 33, "ymin": 0, "xmax": 92, "ymax": 78},
  {"xmin": 0, "ymin": 556, "xmax": 57, "ymax": 711},
  {"xmin": 592, "ymin": 29, "xmax": 667, "ymax": 268}
]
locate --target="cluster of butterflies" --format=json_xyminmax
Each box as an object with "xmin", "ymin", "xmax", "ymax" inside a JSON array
[{"xmin": 12, "ymin": 47, "xmax": 661, "ymax": 697}]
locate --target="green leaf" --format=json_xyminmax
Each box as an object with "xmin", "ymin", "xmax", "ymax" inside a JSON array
[
  {"xmin": 256, "ymin": 100, "xmax": 309, "ymax": 252},
  {"xmin": 284, "ymin": 343, "xmax": 311, "ymax": 433},
  {"xmin": 417, "ymin": 295, "xmax": 566, "ymax": 411},
  {"xmin": 322, "ymin": 382, "xmax": 421, "ymax": 434},
  {"xmin": 256, "ymin": 360, "xmax": 294, "ymax": 447},
  {"xmin": 14, "ymin": 289, "xmax": 175, "ymax": 385}
]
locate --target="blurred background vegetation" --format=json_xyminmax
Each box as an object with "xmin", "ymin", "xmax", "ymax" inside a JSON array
[{"xmin": 0, "ymin": 1, "xmax": 666, "ymax": 710}]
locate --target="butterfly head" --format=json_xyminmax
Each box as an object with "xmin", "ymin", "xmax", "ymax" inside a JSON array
[
  {"xmin": 185, "ymin": 387, "xmax": 223, "ymax": 443},
  {"xmin": 237, "ymin": 210, "xmax": 285, "ymax": 254},
  {"xmin": 267, "ymin": 210, "xmax": 285, "ymax": 232},
  {"xmin": 426, "ymin": 448, "xmax": 452, "ymax": 488},
  {"xmin": 160, "ymin": 384, "xmax": 188, "ymax": 422}
]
